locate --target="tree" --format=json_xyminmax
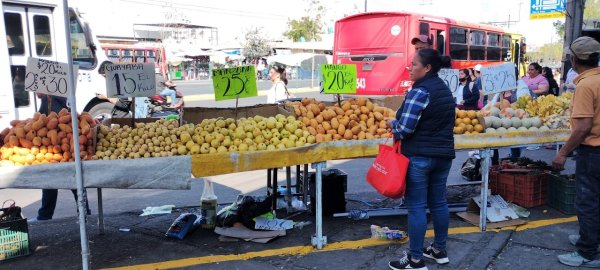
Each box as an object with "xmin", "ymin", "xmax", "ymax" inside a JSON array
[
  {"xmin": 527, "ymin": 42, "xmax": 563, "ymax": 66},
  {"xmin": 553, "ymin": 20, "xmax": 565, "ymax": 41},
  {"xmin": 242, "ymin": 28, "xmax": 270, "ymax": 61},
  {"xmin": 283, "ymin": 0, "xmax": 326, "ymax": 41},
  {"xmin": 584, "ymin": 0, "xmax": 600, "ymax": 19}
]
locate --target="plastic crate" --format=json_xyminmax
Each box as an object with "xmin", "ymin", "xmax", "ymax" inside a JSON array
[
  {"xmin": 491, "ymin": 169, "xmax": 548, "ymax": 208},
  {"xmin": 0, "ymin": 218, "xmax": 30, "ymax": 261},
  {"xmin": 548, "ymin": 173, "xmax": 576, "ymax": 215}
]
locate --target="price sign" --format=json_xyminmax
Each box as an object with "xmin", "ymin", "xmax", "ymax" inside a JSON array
[
  {"xmin": 321, "ymin": 64, "xmax": 357, "ymax": 94},
  {"xmin": 438, "ymin": 69, "xmax": 459, "ymax": 93},
  {"xmin": 25, "ymin": 57, "xmax": 78, "ymax": 98},
  {"xmin": 481, "ymin": 63, "xmax": 517, "ymax": 95},
  {"xmin": 105, "ymin": 63, "xmax": 156, "ymax": 97},
  {"xmin": 212, "ymin": 66, "xmax": 258, "ymax": 101}
]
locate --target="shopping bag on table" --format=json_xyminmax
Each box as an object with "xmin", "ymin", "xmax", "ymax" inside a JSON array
[{"xmin": 366, "ymin": 140, "xmax": 409, "ymax": 199}]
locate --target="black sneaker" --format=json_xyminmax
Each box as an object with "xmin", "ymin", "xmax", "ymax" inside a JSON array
[
  {"xmin": 389, "ymin": 253, "xmax": 428, "ymax": 270},
  {"xmin": 423, "ymin": 245, "xmax": 449, "ymax": 264}
]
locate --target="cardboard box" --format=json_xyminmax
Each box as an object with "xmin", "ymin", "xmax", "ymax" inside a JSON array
[
  {"xmin": 456, "ymin": 195, "xmax": 526, "ymax": 229},
  {"xmin": 182, "ymin": 104, "xmax": 292, "ymax": 124}
]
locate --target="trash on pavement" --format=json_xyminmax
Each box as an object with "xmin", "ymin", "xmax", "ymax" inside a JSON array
[
  {"xmin": 140, "ymin": 205, "xmax": 175, "ymax": 216},
  {"xmin": 216, "ymin": 195, "xmax": 273, "ymax": 228},
  {"xmin": 165, "ymin": 213, "xmax": 202, "ymax": 240},
  {"xmin": 214, "ymin": 223, "xmax": 285, "ymax": 243},
  {"xmin": 118, "ymin": 228, "xmax": 130, "ymax": 232},
  {"xmin": 509, "ymin": 203, "xmax": 531, "ymax": 218},
  {"xmin": 457, "ymin": 195, "xmax": 527, "ymax": 229},
  {"xmin": 370, "ymin": 225, "xmax": 407, "ymax": 240},
  {"xmin": 254, "ymin": 217, "xmax": 294, "ymax": 231}
]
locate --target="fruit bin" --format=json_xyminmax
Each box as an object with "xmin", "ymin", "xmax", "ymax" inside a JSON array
[
  {"xmin": 547, "ymin": 173, "xmax": 576, "ymax": 215},
  {"xmin": 491, "ymin": 169, "xmax": 548, "ymax": 208},
  {"xmin": 0, "ymin": 218, "xmax": 30, "ymax": 261}
]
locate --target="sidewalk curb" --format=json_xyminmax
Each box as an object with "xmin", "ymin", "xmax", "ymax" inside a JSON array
[{"xmin": 458, "ymin": 230, "xmax": 514, "ymax": 270}]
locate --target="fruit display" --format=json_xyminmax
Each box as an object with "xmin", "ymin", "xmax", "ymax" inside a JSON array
[
  {"xmin": 482, "ymin": 104, "xmax": 545, "ymax": 133},
  {"xmin": 288, "ymin": 97, "xmax": 396, "ymax": 141},
  {"xmin": 453, "ymin": 109, "xmax": 484, "ymax": 135},
  {"xmin": 0, "ymin": 110, "xmax": 96, "ymax": 167},
  {"xmin": 94, "ymin": 114, "xmax": 314, "ymax": 159},
  {"xmin": 522, "ymin": 92, "xmax": 572, "ymax": 118}
]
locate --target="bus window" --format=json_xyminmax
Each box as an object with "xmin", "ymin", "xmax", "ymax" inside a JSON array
[
  {"xmin": 419, "ymin": 22, "xmax": 429, "ymax": 35},
  {"xmin": 121, "ymin": 49, "xmax": 133, "ymax": 63},
  {"xmin": 11, "ymin": 66, "xmax": 29, "ymax": 107},
  {"xmin": 134, "ymin": 50, "xmax": 145, "ymax": 63},
  {"xmin": 69, "ymin": 12, "xmax": 96, "ymax": 69},
  {"xmin": 502, "ymin": 35, "xmax": 511, "ymax": 61},
  {"xmin": 33, "ymin": 15, "xmax": 52, "ymax": 56},
  {"xmin": 487, "ymin": 33, "xmax": 500, "ymax": 61},
  {"xmin": 147, "ymin": 50, "xmax": 156, "ymax": 63},
  {"xmin": 436, "ymin": 31, "xmax": 446, "ymax": 55},
  {"xmin": 107, "ymin": 49, "xmax": 120, "ymax": 62},
  {"xmin": 469, "ymin": 30, "xmax": 485, "ymax": 60},
  {"xmin": 5, "ymin": 13, "xmax": 25, "ymax": 55},
  {"xmin": 449, "ymin": 27, "xmax": 468, "ymax": 60}
]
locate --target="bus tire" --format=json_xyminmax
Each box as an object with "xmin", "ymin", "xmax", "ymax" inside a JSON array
[{"xmin": 87, "ymin": 102, "xmax": 114, "ymax": 123}]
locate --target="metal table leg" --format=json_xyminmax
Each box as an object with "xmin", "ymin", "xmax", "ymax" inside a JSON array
[
  {"xmin": 272, "ymin": 168, "xmax": 278, "ymax": 214},
  {"xmin": 97, "ymin": 188, "xmax": 105, "ymax": 235},
  {"xmin": 286, "ymin": 167, "xmax": 293, "ymax": 213},
  {"xmin": 311, "ymin": 162, "xmax": 327, "ymax": 249},
  {"xmin": 303, "ymin": 164, "xmax": 309, "ymax": 206},
  {"xmin": 479, "ymin": 149, "xmax": 493, "ymax": 231},
  {"xmin": 267, "ymin": 169, "xmax": 272, "ymax": 196}
]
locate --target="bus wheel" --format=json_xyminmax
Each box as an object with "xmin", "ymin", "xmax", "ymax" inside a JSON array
[{"xmin": 88, "ymin": 102, "xmax": 114, "ymax": 123}]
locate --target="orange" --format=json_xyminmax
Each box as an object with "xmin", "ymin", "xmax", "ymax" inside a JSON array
[
  {"xmin": 471, "ymin": 119, "xmax": 479, "ymax": 125},
  {"xmin": 457, "ymin": 110, "xmax": 467, "ymax": 119},
  {"xmin": 474, "ymin": 124, "xmax": 484, "ymax": 132},
  {"xmin": 462, "ymin": 118, "xmax": 471, "ymax": 125},
  {"xmin": 465, "ymin": 124, "xmax": 474, "ymax": 132},
  {"xmin": 455, "ymin": 118, "xmax": 462, "ymax": 126},
  {"xmin": 467, "ymin": 111, "xmax": 477, "ymax": 119}
]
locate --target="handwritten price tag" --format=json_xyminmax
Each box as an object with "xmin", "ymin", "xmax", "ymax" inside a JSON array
[
  {"xmin": 212, "ymin": 66, "xmax": 258, "ymax": 101},
  {"xmin": 105, "ymin": 63, "xmax": 157, "ymax": 97},
  {"xmin": 438, "ymin": 69, "xmax": 459, "ymax": 93},
  {"xmin": 481, "ymin": 63, "xmax": 517, "ymax": 95},
  {"xmin": 25, "ymin": 58, "xmax": 78, "ymax": 98},
  {"xmin": 321, "ymin": 64, "xmax": 357, "ymax": 94}
]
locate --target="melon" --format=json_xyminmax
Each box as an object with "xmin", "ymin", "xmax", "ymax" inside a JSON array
[
  {"xmin": 531, "ymin": 117, "xmax": 543, "ymax": 128},
  {"xmin": 501, "ymin": 118, "xmax": 512, "ymax": 129},
  {"xmin": 521, "ymin": 118, "xmax": 533, "ymax": 128},
  {"xmin": 517, "ymin": 127, "xmax": 529, "ymax": 131},
  {"xmin": 510, "ymin": 117, "xmax": 522, "ymax": 128},
  {"xmin": 539, "ymin": 126, "xmax": 550, "ymax": 131},
  {"xmin": 483, "ymin": 117, "xmax": 492, "ymax": 129},
  {"xmin": 490, "ymin": 107, "xmax": 501, "ymax": 117},
  {"xmin": 485, "ymin": 128, "xmax": 496, "ymax": 133},
  {"xmin": 496, "ymin": 127, "xmax": 507, "ymax": 132},
  {"xmin": 529, "ymin": 126, "xmax": 539, "ymax": 131},
  {"xmin": 507, "ymin": 127, "xmax": 517, "ymax": 132},
  {"xmin": 491, "ymin": 117, "xmax": 502, "ymax": 129}
]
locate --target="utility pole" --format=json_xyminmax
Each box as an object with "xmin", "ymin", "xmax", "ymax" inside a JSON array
[
  {"xmin": 562, "ymin": 0, "xmax": 585, "ymax": 81},
  {"xmin": 364, "ymin": 0, "xmax": 367, "ymax": 12}
]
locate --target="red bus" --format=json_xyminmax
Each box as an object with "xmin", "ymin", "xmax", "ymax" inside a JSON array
[
  {"xmin": 101, "ymin": 44, "xmax": 168, "ymax": 76},
  {"xmin": 334, "ymin": 12, "xmax": 522, "ymax": 95}
]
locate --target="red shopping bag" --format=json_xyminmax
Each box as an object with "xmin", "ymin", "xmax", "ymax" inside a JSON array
[{"xmin": 366, "ymin": 140, "xmax": 409, "ymax": 199}]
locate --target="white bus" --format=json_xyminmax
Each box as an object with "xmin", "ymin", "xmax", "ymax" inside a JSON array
[{"xmin": 1, "ymin": 0, "xmax": 112, "ymax": 130}]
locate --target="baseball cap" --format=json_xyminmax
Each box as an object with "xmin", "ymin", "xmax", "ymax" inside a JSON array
[
  {"xmin": 411, "ymin": 35, "xmax": 432, "ymax": 45},
  {"xmin": 474, "ymin": 64, "xmax": 483, "ymax": 72},
  {"xmin": 570, "ymin": 36, "xmax": 600, "ymax": 61}
]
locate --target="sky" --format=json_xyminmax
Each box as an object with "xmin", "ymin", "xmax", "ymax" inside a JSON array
[{"xmin": 70, "ymin": 0, "xmax": 561, "ymax": 48}]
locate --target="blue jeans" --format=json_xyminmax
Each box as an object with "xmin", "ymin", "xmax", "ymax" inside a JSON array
[
  {"xmin": 160, "ymin": 88, "xmax": 177, "ymax": 105},
  {"xmin": 575, "ymin": 146, "xmax": 600, "ymax": 260},
  {"xmin": 38, "ymin": 189, "xmax": 91, "ymax": 220},
  {"xmin": 405, "ymin": 156, "xmax": 452, "ymax": 260}
]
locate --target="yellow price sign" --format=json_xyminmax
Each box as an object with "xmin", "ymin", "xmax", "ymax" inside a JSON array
[
  {"xmin": 212, "ymin": 66, "xmax": 258, "ymax": 101},
  {"xmin": 321, "ymin": 64, "xmax": 357, "ymax": 94}
]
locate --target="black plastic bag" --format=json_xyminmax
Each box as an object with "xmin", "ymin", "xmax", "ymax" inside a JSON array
[
  {"xmin": 165, "ymin": 213, "xmax": 201, "ymax": 240},
  {"xmin": 216, "ymin": 195, "xmax": 273, "ymax": 228},
  {"xmin": 0, "ymin": 200, "xmax": 22, "ymax": 222},
  {"xmin": 461, "ymin": 157, "xmax": 481, "ymax": 181}
]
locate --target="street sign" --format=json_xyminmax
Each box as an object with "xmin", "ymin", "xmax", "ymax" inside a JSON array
[
  {"xmin": 530, "ymin": 0, "xmax": 566, "ymax": 20},
  {"xmin": 321, "ymin": 64, "xmax": 357, "ymax": 94},
  {"xmin": 25, "ymin": 57, "xmax": 78, "ymax": 98},
  {"xmin": 105, "ymin": 63, "xmax": 157, "ymax": 97},
  {"xmin": 481, "ymin": 63, "xmax": 517, "ymax": 95},
  {"xmin": 583, "ymin": 19, "xmax": 600, "ymax": 30},
  {"xmin": 212, "ymin": 66, "xmax": 258, "ymax": 101}
]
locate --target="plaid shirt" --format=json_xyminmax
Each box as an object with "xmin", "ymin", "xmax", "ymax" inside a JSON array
[{"xmin": 391, "ymin": 87, "xmax": 430, "ymax": 141}]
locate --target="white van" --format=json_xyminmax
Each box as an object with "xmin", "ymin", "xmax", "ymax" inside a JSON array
[{"xmin": 0, "ymin": 0, "xmax": 112, "ymax": 130}]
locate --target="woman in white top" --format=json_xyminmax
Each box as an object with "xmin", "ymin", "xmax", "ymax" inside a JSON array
[{"xmin": 266, "ymin": 64, "xmax": 291, "ymax": 103}]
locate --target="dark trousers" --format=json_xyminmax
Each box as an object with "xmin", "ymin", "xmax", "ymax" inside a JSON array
[
  {"xmin": 37, "ymin": 189, "xmax": 91, "ymax": 220},
  {"xmin": 575, "ymin": 145, "xmax": 600, "ymax": 260}
]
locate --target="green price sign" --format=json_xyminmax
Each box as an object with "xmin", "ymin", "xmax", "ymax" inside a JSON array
[
  {"xmin": 321, "ymin": 64, "xmax": 357, "ymax": 94},
  {"xmin": 212, "ymin": 66, "xmax": 258, "ymax": 101}
]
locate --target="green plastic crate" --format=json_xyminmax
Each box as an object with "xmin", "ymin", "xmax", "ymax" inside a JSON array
[
  {"xmin": 0, "ymin": 218, "xmax": 30, "ymax": 261},
  {"xmin": 548, "ymin": 174, "xmax": 576, "ymax": 215}
]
